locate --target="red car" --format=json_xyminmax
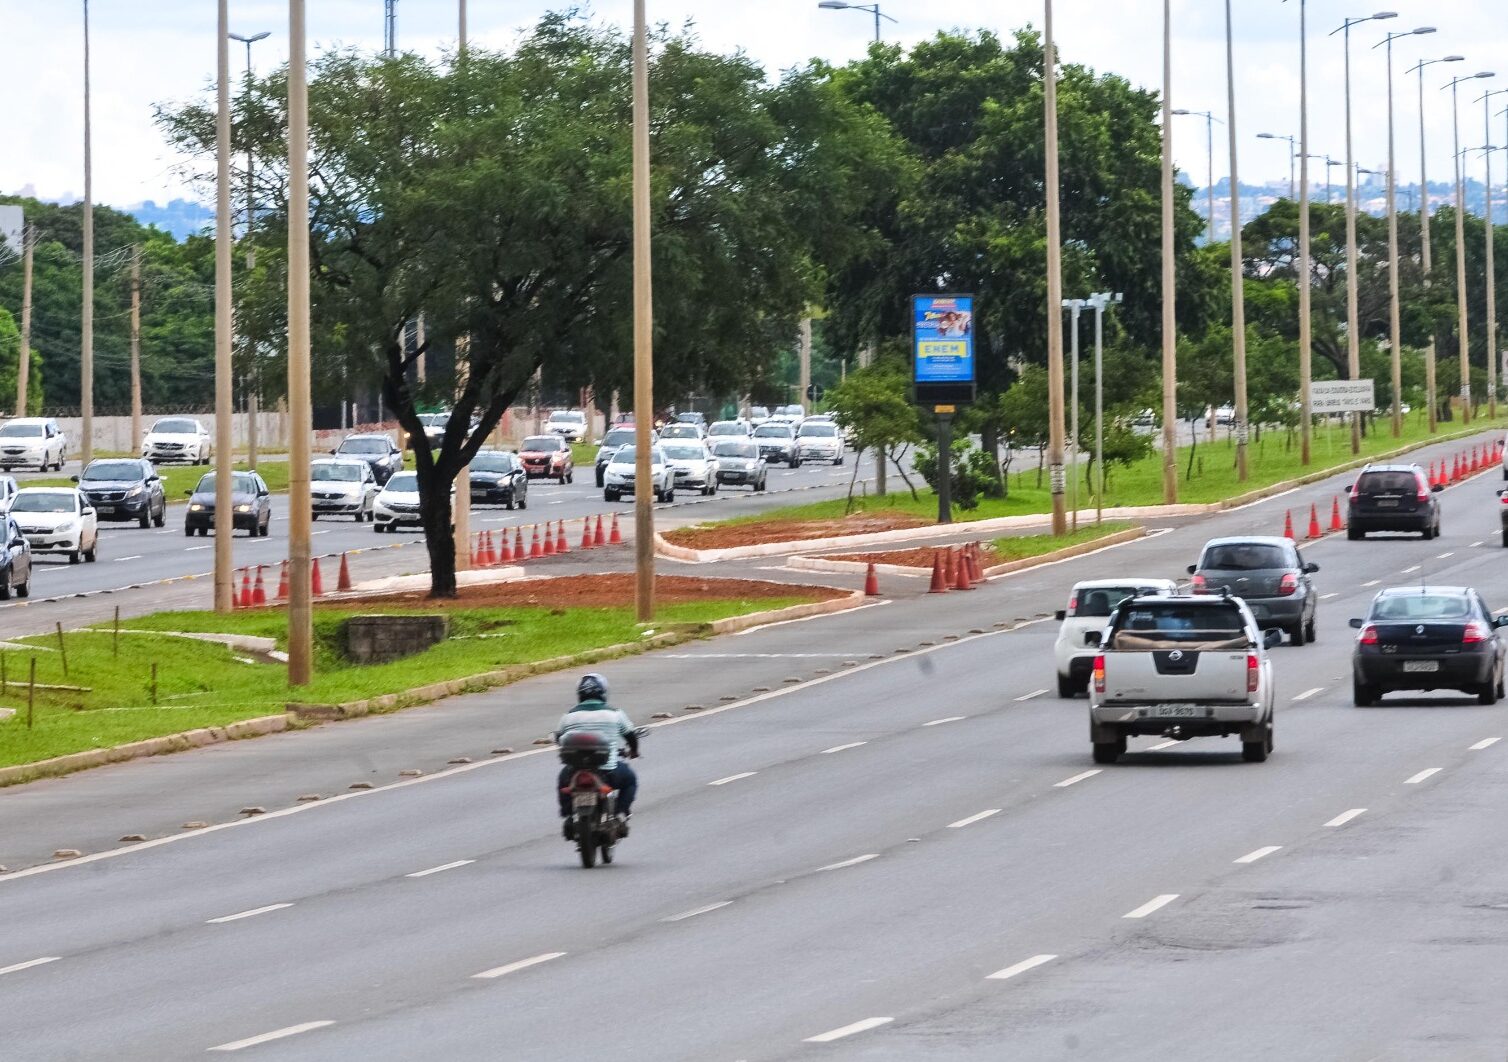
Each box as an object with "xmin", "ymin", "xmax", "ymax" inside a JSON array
[{"xmin": 520, "ymin": 435, "xmax": 574, "ymax": 484}]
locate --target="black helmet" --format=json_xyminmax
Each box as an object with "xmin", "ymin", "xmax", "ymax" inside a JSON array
[{"xmin": 576, "ymin": 673, "xmax": 608, "ymax": 702}]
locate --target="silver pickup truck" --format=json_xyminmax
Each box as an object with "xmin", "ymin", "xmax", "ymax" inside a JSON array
[{"xmin": 1088, "ymin": 593, "xmax": 1281, "ymax": 765}]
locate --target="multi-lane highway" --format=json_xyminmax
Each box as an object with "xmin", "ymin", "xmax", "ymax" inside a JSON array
[{"xmin": 3, "ymin": 431, "xmax": 1508, "ymax": 1059}]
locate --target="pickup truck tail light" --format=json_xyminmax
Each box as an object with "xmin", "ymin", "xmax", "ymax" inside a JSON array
[
  {"xmin": 1278, "ymin": 572, "xmax": 1298, "ymax": 596},
  {"xmin": 1359, "ymin": 624, "xmax": 1379, "ymax": 646},
  {"xmin": 1092, "ymin": 655, "xmax": 1106, "ymax": 694},
  {"xmin": 1463, "ymin": 621, "xmax": 1488, "ymax": 644},
  {"xmin": 1246, "ymin": 654, "xmax": 1260, "ymax": 692},
  {"xmin": 1190, "ymin": 573, "xmax": 1207, "ymax": 594}
]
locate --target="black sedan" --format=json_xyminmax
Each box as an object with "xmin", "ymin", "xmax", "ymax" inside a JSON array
[
  {"xmin": 73, "ymin": 458, "xmax": 166, "ymax": 528},
  {"xmin": 1351, "ymin": 586, "xmax": 1508, "ymax": 706},
  {"xmin": 185, "ymin": 470, "xmax": 273, "ymax": 537},
  {"xmin": 0, "ymin": 512, "xmax": 32, "ymax": 599},
  {"xmin": 333, "ymin": 433, "xmax": 404, "ymax": 485},
  {"xmin": 469, "ymin": 450, "xmax": 529, "ymax": 510}
]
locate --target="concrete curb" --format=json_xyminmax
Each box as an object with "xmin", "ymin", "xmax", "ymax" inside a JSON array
[
  {"xmin": 0, "ymin": 713, "xmax": 294, "ymax": 788},
  {"xmin": 783, "ymin": 527, "xmax": 1146, "ymax": 579}
]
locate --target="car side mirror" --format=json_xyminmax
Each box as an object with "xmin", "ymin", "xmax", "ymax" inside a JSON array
[
  {"xmin": 1431, "ymin": 484, "xmax": 1444, "ymax": 493},
  {"xmin": 80, "ymin": 506, "xmax": 93, "ymax": 516},
  {"xmin": 1186, "ymin": 564, "xmax": 1197, "ymax": 575},
  {"xmin": 184, "ymin": 489, "xmax": 194, "ymax": 496},
  {"xmin": 69, "ymin": 474, "xmax": 80, "ymax": 483},
  {"xmin": 1494, "ymin": 616, "xmax": 1508, "ymax": 629},
  {"xmin": 1263, "ymin": 629, "xmax": 1283, "ymax": 650},
  {"xmin": 330, "ymin": 449, "xmax": 337, "ymax": 455},
  {"xmin": 1303, "ymin": 562, "xmax": 1320, "ymax": 574},
  {"xmin": 1348, "ymin": 618, "xmax": 1364, "ymax": 629},
  {"xmin": 1054, "ymin": 609, "xmax": 1066, "ymax": 621},
  {"xmin": 1084, "ymin": 631, "xmax": 1103, "ymax": 648}
]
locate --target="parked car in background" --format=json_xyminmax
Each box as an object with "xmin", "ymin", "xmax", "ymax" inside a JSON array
[
  {"xmin": 310, "ymin": 458, "xmax": 378, "ymax": 522},
  {"xmin": 711, "ymin": 439, "xmax": 767, "ymax": 491},
  {"xmin": 658, "ymin": 422, "xmax": 705, "ymax": 442},
  {"xmin": 1188, "ymin": 536, "xmax": 1319, "ymax": 645},
  {"xmin": 1346, "ymin": 464, "xmax": 1442, "ymax": 540},
  {"xmin": 603, "ymin": 444, "xmax": 674, "ymax": 502},
  {"xmin": 595, "ymin": 426, "xmax": 645, "ymax": 487},
  {"xmin": 333, "ymin": 433, "xmax": 403, "ymax": 485},
  {"xmin": 707, "ymin": 419, "xmax": 752, "ymax": 441},
  {"xmin": 469, "ymin": 450, "xmax": 529, "ymax": 510},
  {"xmin": 662, "ymin": 440, "xmax": 719, "ymax": 496},
  {"xmin": 519, "ymin": 434, "xmax": 574, "ymax": 484},
  {"xmin": 0, "ymin": 475, "xmax": 18, "ymax": 513},
  {"xmin": 185, "ymin": 470, "xmax": 272, "ymax": 537},
  {"xmin": 546, "ymin": 409, "xmax": 589, "ymax": 442},
  {"xmin": 796, "ymin": 420, "xmax": 844, "ymax": 465},
  {"xmin": 748, "ymin": 405, "xmax": 771, "ymax": 426},
  {"xmin": 1351, "ymin": 586, "xmax": 1508, "ymax": 706},
  {"xmin": 0, "ymin": 417, "xmax": 67, "ymax": 472},
  {"xmin": 10, "ymin": 487, "xmax": 98, "ymax": 563},
  {"xmin": 1053, "ymin": 578, "xmax": 1180, "ymax": 697},
  {"xmin": 141, "ymin": 417, "xmax": 213, "ymax": 465},
  {"xmin": 408, "ymin": 412, "xmax": 452, "ymax": 450},
  {"xmin": 373, "ymin": 471, "xmax": 448, "ymax": 533},
  {"xmin": 74, "ymin": 458, "xmax": 166, "ymax": 528},
  {"xmin": 0, "ymin": 512, "xmax": 31, "ymax": 598},
  {"xmin": 753, "ymin": 422, "xmax": 800, "ymax": 467},
  {"xmin": 675, "ymin": 411, "xmax": 708, "ymax": 429}
]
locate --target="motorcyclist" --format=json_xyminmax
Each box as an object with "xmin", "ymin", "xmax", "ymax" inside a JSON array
[{"xmin": 556, "ymin": 673, "xmax": 639, "ymax": 837}]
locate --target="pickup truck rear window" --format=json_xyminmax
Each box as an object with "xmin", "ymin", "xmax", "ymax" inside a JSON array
[
  {"xmin": 1075, "ymin": 586, "xmax": 1146, "ymax": 617},
  {"xmin": 1111, "ymin": 604, "xmax": 1248, "ymax": 649}
]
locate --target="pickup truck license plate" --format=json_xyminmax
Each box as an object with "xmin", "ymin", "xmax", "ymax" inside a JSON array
[
  {"xmin": 1146, "ymin": 705, "xmax": 1202, "ymax": 717},
  {"xmin": 1403, "ymin": 660, "xmax": 1439, "ymax": 673}
]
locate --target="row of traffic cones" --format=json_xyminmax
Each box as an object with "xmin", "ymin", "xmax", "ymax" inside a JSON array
[
  {"xmin": 236, "ymin": 554, "xmax": 348, "ymax": 607},
  {"xmin": 927, "ymin": 543, "xmax": 985, "ymax": 593},
  {"xmin": 468, "ymin": 515, "xmax": 625, "ymax": 568},
  {"xmin": 1283, "ymin": 500, "xmax": 1344, "ymax": 541}
]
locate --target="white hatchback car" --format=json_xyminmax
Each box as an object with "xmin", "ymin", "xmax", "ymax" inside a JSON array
[
  {"xmin": 1053, "ymin": 577, "xmax": 1178, "ymax": 697},
  {"xmin": 9, "ymin": 487, "xmax": 99, "ymax": 564},
  {"xmin": 796, "ymin": 421, "xmax": 844, "ymax": 465},
  {"xmin": 546, "ymin": 409, "xmax": 589, "ymax": 442},
  {"xmin": 142, "ymin": 416, "xmax": 213, "ymax": 465},
  {"xmin": 603, "ymin": 444, "xmax": 674, "ymax": 503},
  {"xmin": 0, "ymin": 417, "xmax": 68, "ymax": 472},
  {"xmin": 661, "ymin": 440, "xmax": 719, "ymax": 495}
]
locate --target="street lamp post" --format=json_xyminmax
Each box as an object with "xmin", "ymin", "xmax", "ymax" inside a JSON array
[
  {"xmin": 1159, "ymin": 0, "xmax": 1176, "ymax": 505},
  {"xmin": 213, "ymin": 0, "xmax": 235, "ymax": 612},
  {"xmin": 229, "ymin": 30, "xmax": 269, "ymax": 472},
  {"xmin": 1172, "ymin": 109, "xmax": 1222, "ymax": 242},
  {"xmin": 286, "ymin": 0, "xmax": 313, "ymax": 685},
  {"xmin": 1377, "ymin": 26, "xmax": 1436, "ymax": 438},
  {"xmin": 1257, "ymin": 132, "xmax": 1299, "ymax": 198},
  {"xmin": 1088, "ymin": 291, "xmax": 1123, "ymax": 525},
  {"xmin": 1044, "ymin": 0, "xmax": 1068, "ymax": 533},
  {"xmin": 1063, "ymin": 299, "xmax": 1085, "ymax": 531},
  {"xmin": 1306, "ymin": 154, "xmax": 1338, "ymax": 203},
  {"xmin": 815, "ymin": 1, "xmax": 895, "ymax": 42},
  {"xmin": 632, "ymin": 0, "xmax": 656, "ymax": 620},
  {"xmin": 1446, "ymin": 71, "xmax": 1496, "ymax": 424},
  {"xmin": 1480, "ymin": 88, "xmax": 1508, "ymax": 417},
  {"xmin": 1411, "ymin": 55, "xmax": 1465, "ymax": 433},
  {"xmin": 1332, "ymin": 11, "xmax": 1398, "ymax": 455},
  {"xmin": 81, "ymin": 0, "xmax": 94, "ymax": 468},
  {"xmin": 1224, "ymin": 0, "xmax": 1249, "ymax": 481}
]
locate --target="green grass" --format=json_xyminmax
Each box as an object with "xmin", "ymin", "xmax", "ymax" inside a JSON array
[
  {"xmin": 571, "ymin": 441, "xmax": 598, "ymax": 468},
  {"xmin": 0, "ymin": 597, "xmax": 814, "ymax": 771},
  {"xmin": 989, "ymin": 521, "xmax": 1137, "ymax": 562}
]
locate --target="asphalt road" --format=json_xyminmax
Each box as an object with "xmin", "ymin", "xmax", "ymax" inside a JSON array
[{"xmin": 3, "ymin": 431, "xmax": 1508, "ymax": 1059}]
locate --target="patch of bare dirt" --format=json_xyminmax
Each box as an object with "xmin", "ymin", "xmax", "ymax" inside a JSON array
[
  {"xmin": 834, "ymin": 543, "xmax": 995, "ymax": 569},
  {"xmin": 664, "ymin": 511, "xmax": 930, "ymax": 550},
  {"xmin": 321, "ymin": 574, "xmax": 846, "ymax": 610}
]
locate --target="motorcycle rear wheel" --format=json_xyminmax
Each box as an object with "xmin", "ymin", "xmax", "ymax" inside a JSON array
[
  {"xmin": 600, "ymin": 841, "xmax": 614, "ymax": 864},
  {"xmin": 576, "ymin": 815, "xmax": 597, "ymax": 868}
]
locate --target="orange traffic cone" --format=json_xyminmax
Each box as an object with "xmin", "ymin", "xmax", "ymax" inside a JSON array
[
  {"xmin": 1426, "ymin": 461, "xmax": 1437, "ymax": 487},
  {"xmin": 609, "ymin": 514, "xmax": 623, "ymax": 545},
  {"xmin": 275, "ymin": 560, "xmax": 289, "ymax": 602},
  {"xmin": 252, "ymin": 566, "xmax": 267, "ymax": 605},
  {"xmin": 952, "ymin": 547, "xmax": 974, "ymax": 591},
  {"xmin": 311, "ymin": 558, "xmax": 324, "ymax": 597},
  {"xmin": 864, "ymin": 562, "xmax": 880, "ymax": 597},
  {"xmin": 470, "ymin": 532, "xmax": 481, "ymax": 568},
  {"xmin": 1472, "ymin": 446, "xmax": 1481, "ymax": 472},
  {"xmin": 1306, "ymin": 503, "xmax": 1322, "ymax": 540},
  {"xmin": 488, "ymin": 531, "xmax": 502, "ymax": 566},
  {"xmin": 541, "ymin": 522, "xmax": 555, "ymax": 556},
  {"xmin": 594, "ymin": 514, "xmax": 607, "ymax": 547},
  {"xmin": 928, "ymin": 551, "xmax": 949, "ymax": 593},
  {"xmin": 969, "ymin": 543, "xmax": 985, "ymax": 582},
  {"xmin": 497, "ymin": 530, "xmax": 513, "ymax": 563},
  {"xmin": 337, "ymin": 553, "xmax": 352, "ymax": 592},
  {"xmin": 555, "ymin": 520, "xmax": 569, "ymax": 554},
  {"xmin": 530, "ymin": 525, "xmax": 544, "ymax": 558},
  {"xmin": 514, "ymin": 527, "xmax": 526, "ymax": 562},
  {"xmin": 238, "ymin": 568, "xmax": 252, "ymax": 608},
  {"xmin": 1452, "ymin": 455, "xmax": 1461, "ymax": 483},
  {"xmin": 1282, "ymin": 509, "xmax": 1295, "ymax": 540},
  {"xmin": 580, "ymin": 518, "xmax": 594, "ymax": 550},
  {"xmin": 1329, "ymin": 496, "xmax": 1345, "ymax": 532}
]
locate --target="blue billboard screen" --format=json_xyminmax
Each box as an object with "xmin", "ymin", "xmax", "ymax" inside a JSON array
[{"xmin": 912, "ymin": 295, "xmax": 975, "ymax": 384}]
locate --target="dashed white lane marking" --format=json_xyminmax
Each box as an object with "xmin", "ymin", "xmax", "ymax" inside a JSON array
[
  {"xmin": 206, "ymin": 903, "xmax": 293, "ymax": 924},
  {"xmin": 209, "ymin": 1022, "xmax": 336, "ymax": 1052},
  {"xmin": 1470, "ymin": 737, "xmax": 1502, "ymax": 750},
  {"xmin": 661, "ymin": 653, "xmax": 854, "ymax": 659},
  {"xmin": 1405, "ymin": 767, "xmax": 1442, "ymax": 784},
  {"xmin": 1401, "ymin": 565, "xmax": 1421, "ymax": 575},
  {"xmin": 1362, "ymin": 579, "xmax": 1381, "ymax": 587},
  {"xmin": 1234, "ymin": 846, "xmax": 1283, "ymax": 864},
  {"xmin": 472, "ymin": 952, "xmax": 567, "ymax": 980},
  {"xmin": 708, "ymin": 772, "xmax": 756, "ymax": 786},
  {"xmin": 987, "ymin": 954, "xmax": 1058, "ymax": 981},
  {"xmin": 815, "ymin": 854, "xmax": 879, "ymax": 873},
  {"xmin": 804, "ymin": 1018, "xmax": 894, "ymax": 1043},
  {"xmin": 186, "ymin": 545, "xmax": 211, "ymax": 552},
  {"xmin": 1470, "ymin": 540, "xmax": 1485, "ymax": 548},
  {"xmin": 1292, "ymin": 687, "xmax": 1324, "ymax": 701},
  {"xmin": 1146, "ymin": 740, "xmax": 1180, "ymax": 751},
  {"xmin": 113, "ymin": 555, "xmax": 142, "ymax": 562},
  {"xmin": 1015, "ymin": 688, "xmax": 1049, "ymax": 701},
  {"xmin": 1319, "ymin": 592, "xmax": 1338, "ymax": 600},
  {"xmin": 406, "ymin": 860, "xmax": 473, "ymax": 878},
  {"xmin": 663, "ymin": 901, "xmax": 733, "ymax": 923},
  {"xmin": 0, "ymin": 956, "xmax": 59, "ymax": 977},
  {"xmin": 947, "ymin": 809, "xmax": 1001, "ymax": 829},
  {"xmin": 1123, "ymin": 894, "xmax": 1179, "ymax": 919},
  {"xmin": 1054, "ymin": 769, "xmax": 1101, "ymax": 788},
  {"xmin": 1325, "ymin": 808, "xmax": 1367, "ymax": 827},
  {"xmin": 821, "ymin": 742, "xmax": 867, "ymax": 754},
  {"xmin": 1437, "ymin": 552, "xmax": 1455, "ymax": 559},
  {"xmin": 924, "ymin": 716, "xmax": 966, "ymax": 726}
]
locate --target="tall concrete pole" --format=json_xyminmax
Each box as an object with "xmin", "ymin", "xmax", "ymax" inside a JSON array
[
  {"xmin": 1297, "ymin": 0, "xmax": 1313, "ymax": 462},
  {"xmin": 452, "ymin": 8, "xmax": 471, "ymax": 573},
  {"xmin": 16, "ymin": 233, "xmax": 32, "ymax": 416},
  {"xmin": 286, "ymin": 0, "xmax": 313, "ymax": 685},
  {"xmin": 1224, "ymin": 0, "xmax": 1248, "ymax": 481},
  {"xmin": 1043, "ymin": 0, "xmax": 1068, "ymax": 534},
  {"xmin": 130, "ymin": 245, "xmax": 141, "ymax": 449},
  {"xmin": 1414, "ymin": 55, "xmax": 1459, "ymax": 435},
  {"xmin": 1452, "ymin": 76, "xmax": 1477, "ymax": 423},
  {"xmin": 81, "ymin": 0, "xmax": 94, "ymax": 467},
  {"xmin": 798, "ymin": 317, "xmax": 812, "ymax": 412},
  {"xmin": 1381, "ymin": 31, "xmax": 1415, "ymax": 438},
  {"xmin": 632, "ymin": 0, "xmax": 657, "ymax": 619},
  {"xmin": 1339, "ymin": 18, "xmax": 1365, "ymax": 451},
  {"xmin": 213, "ymin": 0, "xmax": 235, "ymax": 612},
  {"xmin": 1066, "ymin": 300, "xmax": 1081, "ymax": 531},
  {"xmin": 1160, "ymin": 0, "xmax": 1178, "ymax": 504},
  {"xmin": 458, "ymin": 0, "xmax": 466, "ymax": 55},
  {"xmin": 1484, "ymin": 91, "xmax": 1503, "ymax": 418}
]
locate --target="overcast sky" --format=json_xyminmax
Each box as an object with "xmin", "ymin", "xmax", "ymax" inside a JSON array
[{"xmin": 3, "ymin": 1, "xmax": 1505, "ymax": 207}]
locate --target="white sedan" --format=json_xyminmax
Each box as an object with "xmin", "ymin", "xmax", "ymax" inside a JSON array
[
  {"xmin": 0, "ymin": 418, "xmax": 68, "ymax": 472},
  {"xmin": 661, "ymin": 441, "xmax": 719, "ymax": 496},
  {"xmin": 373, "ymin": 471, "xmax": 454, "ymax": 533},
  {"xmin": 603, "ymin": 444, "xmax": 674, "ymax": 503},
  {"xmin": 796, "ymin": 421, "xmax": 845, "ymax": 465},
  {"xmin": 9, "ymin": 487, "xmax": 99, "ymax": 564},
  {"xmin": 142, "ymin": 417, "xmax": 214, "ymax": 465}
]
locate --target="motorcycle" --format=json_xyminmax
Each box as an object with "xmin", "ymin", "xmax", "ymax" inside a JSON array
[{"xmin": 558, "ymin": 728, "xmax": 645, "ymax": 868}]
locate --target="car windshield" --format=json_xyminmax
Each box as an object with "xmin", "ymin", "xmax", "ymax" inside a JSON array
[
  {"xmin": 418, "ymin": 414, "xmax": 449, "ymax": 427},
  {"xmin": 799, "ymin": 424, "xmax": 837, "ymax": 437},
  {"xmin": 1113, "ymin": 604, "xmax": 1248, "ymax": 645},
  {"xmin": 663, "ymin": 444, "xmax": 705, "ymax": 460},
  {"xmin": 750, "ymin": 407, "xmax": 769, "ymax": 419},
  {"xmin": 312, "ymin": 463, "xmax": 363, "ymax": 482},
  {"xmin": 1357, "ymin": 470, "xmax": 1420, "ymax": 493},
  {"xmin": 754, "ymin": 425, "xmax": 791, "ymax": 438},
  {"xmin": 153, "ymin": 419, "xmax": 198, "ymax": 434},
  {"xmin": 196, "ymin": 473, "xmax": 257, "ymax": 494},
  {"xmin": 1371, "ymin": 594, "xmax": 1472, "ymax": 621},
  {"xmin": 549, "ymin": 411, "xmax": 584, "ymax": 423},
  {"xmin": 10, "ymin": 491, "xmax": 74, "ymax": 513},
  {"xmin": 523, "ymin": 436, "xmax": 562, "ymax": 451},
  {"xmin": 1075, "ymin": 586, "xmax": 1151, "ymax": 618},
  {"xmin": 660, "ymin": 425, "xmax": 699, "ymax": 438},
  {"xmin": 384, "ymin": 472, "xmax": 418, "ymax": 492},
  {"xmin": 83, "ymin": 461, "xmax": 144, "ymax": 481},
  {"xmin": 708, "ymin": 423, "xmax": 744, "ymax": 436},
  {"xmin": 472, "ymin": 453, "xmax": 516, "ymax": 473},
  {"xmin": 0, "ymin": 422, "xmax": 43, "ymax": 437},
  {"xmin": 339, "ymin": 438, "xmax": 389, "ymax": 454},
  {"xmin": 1201, "ymin": 543, "xmax": 1293, "ymax": 571},
  {"xmin": 602, "ymin": 429, "xmax": 635, "ymax": 447},
  {"xmin": 612, "ymin": 446, "xmax": 663, "ymax": 465},
  {"xmin": 713, "ymin": 441, "xmax": 758, "ymax": 459}
]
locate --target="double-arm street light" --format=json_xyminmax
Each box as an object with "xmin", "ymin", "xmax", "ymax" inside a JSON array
[
  {"xmin": 1410, "ymin": 54, "xmax": 1465, "ymax": 432},
  {"xmin": 1087, "ymin": 291, "xmax": 1123, "ymax": 525},
  {"xmin": 816, "ymin": 1, "xmax": 895, "ymax": 42},
  {"xmin": 1445, "ymin": 70, "xmax": 1496, "ymax": 424},
  {"xmin": 1172, "ymin": 109, "xmax": 1222, "ymax": 241},
  {"xmin": 1289, "ymin": 0, "xmax": 1315, "ymax": 467},
  {"xmin": 1257, "ymin": 132, "xmax": 1299, "ymax": 198},
  {"xmin": 1480, "ymin": 88, "xmax": 1508, "ymax": 416},
  {"xmin": 1159, "ymin": 0, "xmax": 1176, "ymax": 504},
  {"xmin": 1224, "ymin": 0, "xmax": 1250, "ymax": 481},
  {"xmin": 1332, "ymin": 11, "xmax": 1398, "ymax": 455},
  {"xmin": 229, "ymin": 30, "xmax": 270, "ymax": 471},
  {"xmin": 1306, "ymin": 153, "xmax": 1339, "ymax": 202}
]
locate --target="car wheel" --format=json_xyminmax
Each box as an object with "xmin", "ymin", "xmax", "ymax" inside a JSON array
[
  {"xmin": 0, "ymin": 571, "xmax": 11, "ymax": 600},
  {"xmin": 153, "ymin": 506, "xmax": 165, "ymax": 528},
  {"xmin": 666, "ymin": 487, "xmax": 675, "ymax": 502},
  {"xmin": 757, "ymin": 478, "xmax": 767, "ymax": 492},
  {"xmin": 1353, "ymin": 680, "xmax": 1376, "ymax": 707},
  {"xmin": 505, "ymin": 499, "xmax": 514, "ymax": 511},
  {"xmin": 184, "ymin": 527, "xmax": 194, "ymax": 537},
  {"xmin": 1347, "ymin": 527, "xmax": 1363, "ymax": 541},
  {"xmin": 138, "ymin": 508, "xmax": 150, "ymax": 528},
  {"xmin": 605, "ymin": 490, "xmax": 619, "ymax": 502},
  {"xmin": 260, "ymin": 518, "xmax": 271, "ymax": 538},
  {"xmin": 834, "ymin": 455, "xmax": 844, "ymax": 466},
  {"xmin": 1241, "ymin": 725, "xmax": 1273, "ymax": 763},
  {"xmin": 85, "ymin": 539, "xmax": 97, "ymax": 562},
  {"xmin": 1056, "ymin": 673, "xmax": 1078, "ymax": 698},
  {"xmin": 1288, "ymin": 623, "xmax": 1306, "ymax": 646},
  {"xmin": 1091, "ymin": 738, "xmax": 1124, "ymax": 765},
  {"xmin": 68, "ymin": 549, "xmax": 80, "ymax": 565},
  {"xmin": 595, "ymin": 470, "xmax": 605, "ymax": 488},
  {"xmin": 559, "ymin": 474, "xmax": 567, "ymax": 485},
  {"xmin": 14, "ymin": 573, "xmax": 28, "ymax": 598},
  {"xmin": 1304, "ymin": 616, "xmax": 1316, "ymax": 643},
  {"xmin": 567, "ymin": 471, "xmax": 574, "ymax": 484},
  {"xmin": 518, "ymin": 496, "xmax": 528, "ymax": 510},
  {"xmin": 1422, "ymin": 524, "xmax": 1434, "ymax": 540},
  {"xmin": 1479, "ymin": 681, "xmax": 1499, "ymax": 706}
]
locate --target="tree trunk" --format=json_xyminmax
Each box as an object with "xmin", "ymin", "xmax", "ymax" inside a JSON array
[
  {"xmin": 845, "ymin": 446, "xmax": 865, "ymax": 513},
  {"xmin": 419, "ymin": 480, "xmax": 458, "ymax": 598},
  {"xmin": 889, "ymin": 444, "xmax": 919, "ymax": 500},
  {"xmin": 981, "ymin": 421, "xmax": 1004, "ymax": 494},
  {"xmin": 875, "ymin": 444, "xmax": 887, "ymax": 497},
  {"xmin": 1185, "ymin": 419, "xmax": 1198, "ymax": 481}
]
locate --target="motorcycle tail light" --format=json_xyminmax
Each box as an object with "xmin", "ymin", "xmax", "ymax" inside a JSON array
[
  {"xmin": 1463, "ymin": 621, "xmax": 1488, "ymax": 644},
  {"xmin": 1359, "ymin": 624, "xmax": 1379, "ymax": 646},
  {"xmin": 1278, "ymin": 572, "xmax": 1298, "ymax": 596},
  {"xmin": 1092, "ymin": 655, "xmax": 1106, "ymax": 694},
  {"xmin": 1247, "ymin": 654, "xmax": 1260, "ymax": 692}
]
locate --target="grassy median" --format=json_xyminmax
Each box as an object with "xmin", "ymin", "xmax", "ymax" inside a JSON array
[
  {"xmin": 29, "ymin": 462, "xmax": 294, "ymax": 502},
  {"xmin": 0, "ymin": 595, "xmax": 815, "ymax": 771}
]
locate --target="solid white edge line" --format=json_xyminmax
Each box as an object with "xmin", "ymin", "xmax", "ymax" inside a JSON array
[
  {"xmin": 405, "ymin": 859, "xmax": 474, "ymax": 878},
  {"xmin": 708, "ymin": 772, "xmax": 756, "ymax": 786},
  {"xmin": 1233, "ymin": 845, "xmax": 1282, "ymax": 864},
  {"xmin": 1014, "ymin": 689, "xmax": 1048, "ymax": 701},
  {"xmin": 0, "ymin": 620, "xmax": 1047, "ymax": 887},
  {"xmin": 663, "ymin": 901, "xmax": 733, "ymax": 923},
  {"xmin": 1054, "ymin": 769, "xmax": 1101, "ymax": 788},
  {"xmin": 732, "ymin": 599, "xmax": 890, "ymax": 636},
  {"xmin": 947, "ymin": 809, "xmax": 1001, "ymax": 829},
  {"xmin": 1404, "ymin": 767, "xmax": 1442, "ymax": 784},
  {"xmin": 986, "ymin": 954, "xmax": 1057, "ymax": 981},
  {"xmin": 1401, "ymin": 566, "xmax": 1421, "ymax": 574},
  {"xmin": 1470, "ymin": 737, "xmax": 1502, "ymax": 750},
  {"xmin": 1292, "ymin": 687, "xmax": 1325, "ymax": 701},
  {"xmin": 815, "ymin": 854, "xmax": 879, "ymax": 873},
  {"xmin": 472, "ymin": 951, "xmax": 567, "ymax": 980},
  {"xmin": 1324, "ymin": 808, "xmax": 1367, "ymax": 827},
  {"xmin": 206, "ymin": 903, "xmax": 293, "ymax": 924},
  {"xmin": 207, "ymin": 1021, "xmax": 336, "ymax": 1052},
  {"xmin": 0, "ymin": 956, "xmax": 60, "ymax": 977},
  {"xmin": 804, "ymin": 1017, "xmax": 894, "ymax": 1043},
  {"xmin": 821, "ymin": 742, "xmax": 867, "ymax": 754},
  {"xmin": 923, "ymin": 716, "xmax": 966, "ymax": 726},
  {"xmin": 1122, "ymin": 894, "xmax": 1179, "ymax": 919}
]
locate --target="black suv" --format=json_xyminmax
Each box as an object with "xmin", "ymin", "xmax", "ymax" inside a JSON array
[
  {"xmin": 1346, "ymin": 464, "xmax": 1443, "ymax": 540},
  {"xmin": 73, "ymin": 458, "xmax": 167, "ymax": 528}
]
